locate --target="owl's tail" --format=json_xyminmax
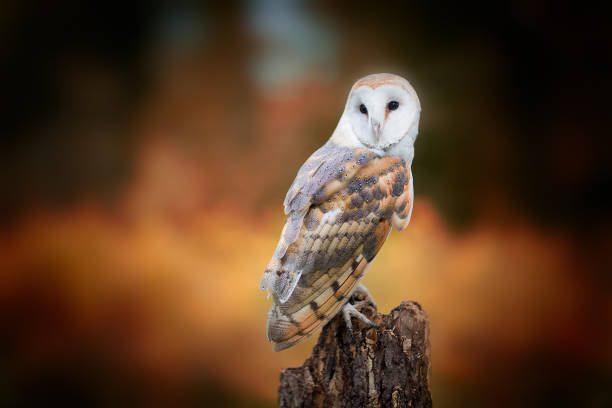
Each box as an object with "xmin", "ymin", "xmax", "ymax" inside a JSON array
[{"xmin": 266, "ymin": 254, "xmax": 370, "ymax": 351}]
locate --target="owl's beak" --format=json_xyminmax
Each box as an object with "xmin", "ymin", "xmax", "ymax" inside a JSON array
[{"xmin": 371, "ymin": 119, "xmax": 382, "ymax": 141}]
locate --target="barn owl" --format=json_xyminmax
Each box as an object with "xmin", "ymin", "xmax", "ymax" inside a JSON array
[{"xmin": 260, "ymin": 73, "xmax": 421, "ymax": 351}]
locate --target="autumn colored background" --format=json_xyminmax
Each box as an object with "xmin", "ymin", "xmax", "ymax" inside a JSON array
[{"xmin": 1, "ymin": 2, "xmax": 611, "ymax": 407}]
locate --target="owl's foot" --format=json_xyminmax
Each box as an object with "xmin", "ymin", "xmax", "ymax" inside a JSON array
[
  {"xmin": 342, "ymin": 302, "xmax": 377, "ymax": 333},
  {"xmin": 350, "ymin": 283, "xmax": 377, "ymax": 311}
]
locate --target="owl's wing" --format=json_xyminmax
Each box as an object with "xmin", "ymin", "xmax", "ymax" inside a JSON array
[
  {"xmin": 260, "ymin": 142, "xmax": 373, "ymax": 300},
  {"xmin": 264, "ymin": 153, "xmax": 411, "ymax": 351}
]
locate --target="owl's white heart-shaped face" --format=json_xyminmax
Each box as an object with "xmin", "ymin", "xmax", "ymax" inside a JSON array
[{"xmin": 337, "ymin": 73, "xmax": 421, "ymax": 159}]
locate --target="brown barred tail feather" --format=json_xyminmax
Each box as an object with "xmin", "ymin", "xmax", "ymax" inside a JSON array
[{"xmin": 267, "ymin": 253, "xmax": 372, "ymax": 351}]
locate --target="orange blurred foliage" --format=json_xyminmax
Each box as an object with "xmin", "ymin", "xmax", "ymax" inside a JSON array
[{"xmin": 2, "ymin": 139, "xmax": 607, "ymax": 403}]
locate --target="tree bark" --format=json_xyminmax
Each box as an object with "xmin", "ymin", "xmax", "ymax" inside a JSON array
[{"xmin": 278, "ymin": 300, "xmax": 432, "ymax": 408}]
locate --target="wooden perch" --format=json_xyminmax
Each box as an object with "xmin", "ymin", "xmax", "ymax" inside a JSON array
[{"xmin": 278, "ymin": 300, "xmax": 432, "ymax": 408}]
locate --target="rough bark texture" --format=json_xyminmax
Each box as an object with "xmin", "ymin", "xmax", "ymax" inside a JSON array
[{"xmin": 278, "ymin": 301, "xmax": 431, "ymax": 408}]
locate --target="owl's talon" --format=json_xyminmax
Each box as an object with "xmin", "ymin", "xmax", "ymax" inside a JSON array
[
  {"xmin": 351, "ymin": 283, "xmax": 378, "ymax": 310},
  {"xmin": 342, "ymin": 303, "xmax": 376, "ymax": 332}
]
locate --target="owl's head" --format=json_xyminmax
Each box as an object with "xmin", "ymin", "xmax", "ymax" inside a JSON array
[{"xmin": 337, "ymin": 73, "xmax": 421, "ymax": 157}]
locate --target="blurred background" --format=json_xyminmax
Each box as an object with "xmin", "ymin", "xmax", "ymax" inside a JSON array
[{"xmin": 1, "ymin": 1, "xmax": 611, "ymax": 407}]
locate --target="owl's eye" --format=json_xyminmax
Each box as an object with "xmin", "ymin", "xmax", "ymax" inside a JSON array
[
  {"xmin": 388, "ymin": 101, "xmax": 399, "ymax": 111},
  {"xmin": 359, "ymin": 104, "xmax": 368, "ymax": 114}
]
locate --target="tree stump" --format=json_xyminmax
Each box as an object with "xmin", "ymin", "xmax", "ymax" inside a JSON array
[{"xmin": 278, "ymin": 300, "xmax": 432, "ymax": 408}]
